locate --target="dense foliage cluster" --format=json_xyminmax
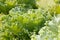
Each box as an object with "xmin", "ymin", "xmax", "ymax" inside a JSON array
[
  {"xmin": 0, "ymin": 9, "xmax": 45, "ymax": 40},
  {"xmin": 0, "ymin": 0, "xmax": 60, "ymax": 40},
  {"xmin": 31, "ymin": 14, "xmax": 60, "ymax": 40}
]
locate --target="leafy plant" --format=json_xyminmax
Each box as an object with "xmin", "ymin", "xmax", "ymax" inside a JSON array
[
  {"xmin": 31, "ymin": 14, "xmax": 60, "ymax": 40},
  {"xmin": 0, "ymin": 9, "xmax": 45, "ymax": 40},
  {"xmin": 0, "ymin": 0, "xmax": 60, "ymax": 40}
]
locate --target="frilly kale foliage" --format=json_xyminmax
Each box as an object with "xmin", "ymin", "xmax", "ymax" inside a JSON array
[
  {"xmin": 0, "ymin": 9, "xmax": 45, "ymax": 40},
  {"xmin": 0, "ymin": 0, "xmax": 60, "ymax": 40},
  {"xmin": 31, "ymin": 14, "xmax": 60, "ymax": 40}
]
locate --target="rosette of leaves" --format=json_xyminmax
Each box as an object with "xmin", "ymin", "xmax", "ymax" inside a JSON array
[
  {"xmin": 31, "ymin": 14, "xmax": 60, "ymax": 40},
  {"xmin": 0, "ymin": 9, "xmax": 45, "ymax": 40}
]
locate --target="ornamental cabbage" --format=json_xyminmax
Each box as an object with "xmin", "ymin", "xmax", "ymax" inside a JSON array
[
  {"xmin": 0, "ymin": 9, "xmax": 45, "ymax": 40},
  {"xmin": 31, "ymin": 14, "xmax": 60, "ymax": 40}
]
